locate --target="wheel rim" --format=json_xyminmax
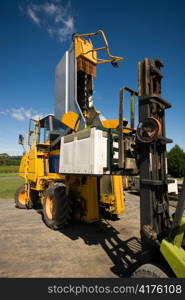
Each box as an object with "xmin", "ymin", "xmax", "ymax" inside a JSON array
[
  {"xmin": 18, "ymin": 191, "xmax": 27, "ymax": 205},
  {"xmin": 45, "ymin": 196, "xmax": 55, "ymax": 220}
]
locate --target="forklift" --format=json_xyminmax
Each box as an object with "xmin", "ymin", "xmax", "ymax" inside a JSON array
[
  {"xmin": 132, "ymin": 58, "xmax": 185, "ymax": 277},
  {"xmin": 16, "ymin": 30, "xmax": 185, "ymax": 277}
]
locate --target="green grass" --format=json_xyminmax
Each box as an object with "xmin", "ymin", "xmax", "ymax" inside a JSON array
[
  {"xmin": 0, "ymin": 172, "xmax": 19, "ymax": 177},
  {"xmin": 0, "ymin": 165, "xmax": 19, "ymax": 173},
  {"xmin": 0, "ymin": 174, "xmax": 24, "ymax": 199}
]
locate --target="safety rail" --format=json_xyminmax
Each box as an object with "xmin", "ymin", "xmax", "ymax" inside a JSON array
[
  {"xmin": 74, "ymin": 30, "xmax": 124, "ymax": 65},
  {"xmin": 118, "ymin": 87, "xmax": 138, "ymax": 168}
]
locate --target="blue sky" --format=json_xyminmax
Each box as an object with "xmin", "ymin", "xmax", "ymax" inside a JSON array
[{"xmin": 0, "ymin": 0, "xmax": 185, "ymax": 155}]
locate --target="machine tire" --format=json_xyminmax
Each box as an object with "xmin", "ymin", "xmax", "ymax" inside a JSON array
[
  {"xmin": 15, "ymin": 184, "xmax": 34, "ymax": 209},
  {"xmin": 131, "ymin": 263, "xmax": 169, "ymax": 278},
  {"xmin": 42, "ymin": 183, "xmax": 72, "ymax": 230}
]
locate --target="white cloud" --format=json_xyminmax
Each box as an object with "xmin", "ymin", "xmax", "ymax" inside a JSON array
[
  {"xmin": 58, "ymin": 17, "xmax": 74, "ymax": 42},
  {"xmin": 0, "ymin": 108, "xmax": 43, "ymax": 121},
  {"xmin": 99, "ymin": 114, "xmax": 107, "ymax": 121},
  {"xmin": 41, "ymin": 3, "xmax": 58, "ymax": 16},
  {"xmin": 0, "ymin": 110, "xmax": 8, "ymax": 116},
  {"xmin": 19, "ymin": 1, "xmax": 75, "ymax": 43},
  {"xmin": 63, "ymin": 16, "xmax": 73, "ymax": 30},
  {"xmin": 11, "ymin": 109, "xmax": 25, "ymax": 121},
  {"xmin": 32, "ymin": 114, "xmax": 43, "ymax": 121},
  {"xmin": 27, "ymin": 7, "xmax": 41, "ymax": 25},
  {"xmin": 47, "ymin": 27, "xmax": 56, "ymax": 37}
]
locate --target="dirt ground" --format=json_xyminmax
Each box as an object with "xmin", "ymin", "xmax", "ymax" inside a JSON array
[{"xmin": 0, "ymin": 192, "xmax": 144, "ymax": 278}]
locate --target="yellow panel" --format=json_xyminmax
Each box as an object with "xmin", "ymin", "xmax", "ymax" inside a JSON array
[
  {"xmin": 112, "ymin": 175, "xmax": 125, "ymax": 214},
  {"xmin": 66, "ymin": 175, "xmax": 99, "ymax": 223},
  {"xmin": 19, "ymin": 147, "xmax": 47, "ymax": 185},
  {"xmin": 19, "ymin": 148, "xmax": 38, "ymax": 182},
  {"xmin": 48, "ymin": 173, "xmax": 65, "ymax": 179},
  {"xmin": 38, "ymin": 173, "xmax": 65, "ymax": 180},
  {"xmin": 102, "ymin": 119, "xmax": 133, "ymax": 133},
  {"xmin": 28, "ymin": 148, "xmax": 37, "ymax": 181},
  {"xmin": 19, "ymin": 153, "xmax": 28, "ymax": 178},
  {"xmin": 160, "ymin": 240, "xmax": 185, "ymax": 278},
  {"xmin": 80, "ymin": 176, "xmax": 99, "ymax": 222},
  {"xmin": 75, "ymin": 37, "xmax": 97, "ymax": 64},
  {"xmin": 102, "ymin": 119, "xmax": 119, "ymax": 129},
  {"xmin": 19, "ymin": 143, "xmax": 66, "ymax": 191},
  {"xmin": 61, "ymin": 111, "xmax": 80, "ymax": 131},
  {"xmin": 49, "ymin": 150, "xmax": 60, "ymax": 156},
  {"xmin": 100, "ymin": 175, "xmax": 125, "ymax": 215}
]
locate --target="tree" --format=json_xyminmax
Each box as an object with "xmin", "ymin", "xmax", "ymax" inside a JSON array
[
  {"xmin": 0, "ymin": 154, "xmax": 22, "ymax": 166},
  {"xmin": 167, "ymin": 144, "xmax": 185, "ymax": 178}
]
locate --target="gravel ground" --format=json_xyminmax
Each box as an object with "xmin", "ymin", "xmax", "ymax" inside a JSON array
[{"xmin": 0, "ymin": 192, "xmax": 143, "ymax": 278}]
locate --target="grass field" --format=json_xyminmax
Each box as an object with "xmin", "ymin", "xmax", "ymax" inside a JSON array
[
  {"xmin": 0, "ymin": 165, "xmax": 19, "ymax": 173},
  {"xmin": 0, "ymin": 174, "xmax": 24, "ymax": 199}
]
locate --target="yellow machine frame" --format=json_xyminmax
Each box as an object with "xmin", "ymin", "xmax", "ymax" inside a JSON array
[
  {"xmin": 19, "ymin": 119, "xmax": 126, "ymax": 222},
  {"xmin": 18, "ymin": 30, "xmax": 127, "ymax": 223}
]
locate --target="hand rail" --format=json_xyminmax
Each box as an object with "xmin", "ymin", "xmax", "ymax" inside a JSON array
[
  {"xmin": 118, "ymin": 87, "xmax": 138, "ymax": 168},
  {"xmin": 74, "ymin": 30, "xmax": 124, "ymax": 64}
]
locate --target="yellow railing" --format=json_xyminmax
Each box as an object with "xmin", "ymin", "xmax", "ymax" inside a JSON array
[{"xmin": 74, "ymin": 30, "xmax": 124, "ymax": 64}]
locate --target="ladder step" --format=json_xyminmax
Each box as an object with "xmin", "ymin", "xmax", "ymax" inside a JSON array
[
  {"xmin": 113, "ymin": 136, "xmax": 119, "ymax": 142},
  {"xmin": 140, "ymin": 179, "xmax": 167, "ymax": 186},
  {"xmin": 158, "ymin": 136, "xmax": 173, "ymax": 143},
  {"xmin": 112, "ymin": 158, "xmax": 119, "ymax": 163}
]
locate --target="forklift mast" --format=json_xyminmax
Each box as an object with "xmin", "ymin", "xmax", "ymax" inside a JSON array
[{"xmin": 137, "ymin": 58, "xmax": 172, "ymax": 243}]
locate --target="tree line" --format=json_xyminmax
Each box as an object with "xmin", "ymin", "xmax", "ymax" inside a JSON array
[
  {"xmin": 167, "ymin": 145, "xmax": 185, "ymax": 178},
  {"xmin": 0, "ymin": 154, "xmax": 22, "ymax": 166}
]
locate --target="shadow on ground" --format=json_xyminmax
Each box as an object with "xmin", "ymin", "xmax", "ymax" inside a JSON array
[
  {"xmin": 34, "ymin": 190, "xmax": 147, "ymax": 277},
  {"xmin": 56, "ymin": 219, "xmax": 147, "ymax": 277}
]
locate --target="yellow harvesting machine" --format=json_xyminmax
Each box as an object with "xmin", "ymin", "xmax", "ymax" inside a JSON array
[{"xmin": 16, "ymin": 30, "xmax": 137, "ymax": 229}]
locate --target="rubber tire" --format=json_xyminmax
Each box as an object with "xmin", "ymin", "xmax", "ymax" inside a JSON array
[
  {"xmin": 42, "ymin": 183, "xmax": 72, "ymax": 230},
  {"xmin": 15, "ymin": 184, "xmax": 34, "ymax": 209},
  {"xmin": 131, "ymin": 264, "xmax": 169, "ymax": 278}
]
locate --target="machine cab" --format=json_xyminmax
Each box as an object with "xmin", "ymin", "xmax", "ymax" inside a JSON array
[{"xmin": 27, "ymin": 114, "xmax": 67, "ymax": 149}]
